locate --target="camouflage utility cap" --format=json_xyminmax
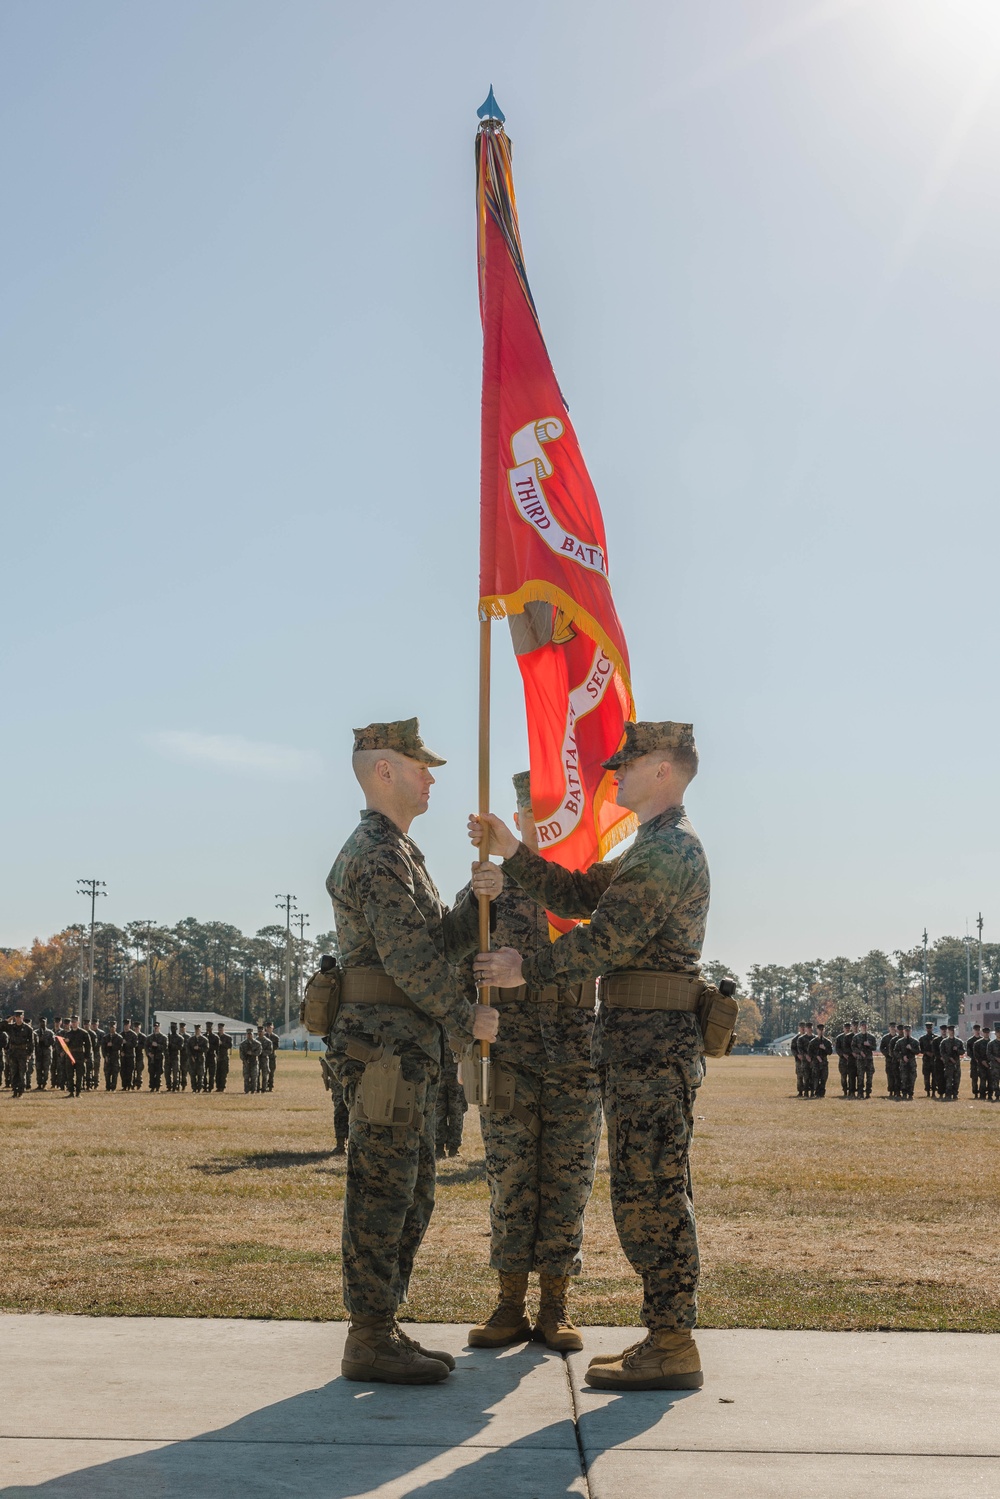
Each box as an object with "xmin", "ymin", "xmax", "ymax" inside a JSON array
[
  {"xmin": 512, "ymin": 771, "xmax": 532, "ymax": 812},
  {"xmin": 602, "ymin": 721, "xmax": 696, "ymax": 771},
  {"xmin": 352, "ymin": 717, "xmax": 446, "ymax": 767}
]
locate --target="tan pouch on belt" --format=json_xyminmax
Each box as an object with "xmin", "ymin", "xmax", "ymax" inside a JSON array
[
  {"xmin": 698, "ymin": 987, "xmax": 740, "ymax": 1058},
  {"xmin": 300, "ymin": 961, "xmax": 341, "ymax": 1036}
]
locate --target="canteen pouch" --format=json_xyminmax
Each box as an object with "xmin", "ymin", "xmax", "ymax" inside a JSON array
[
  {"xmin": 697, "ymin": 986, "xmax": 739, "ymax": 1058},
  {"xmin": 300, "ymin": 957, "xmax": 341, "ymax": 1036}
]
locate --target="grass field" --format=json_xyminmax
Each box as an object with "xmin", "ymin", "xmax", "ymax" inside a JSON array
[{"xmin": 1, "ymin": 1054, "xmax": 997, "ymax": 1330}]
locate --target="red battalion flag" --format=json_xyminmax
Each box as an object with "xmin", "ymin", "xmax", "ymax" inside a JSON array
[{"xmin": 476, "ymin": 103, "xmax": 636, "ymax": 920}]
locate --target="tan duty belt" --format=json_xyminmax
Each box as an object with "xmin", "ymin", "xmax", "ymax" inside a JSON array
[
  {"xmin": 601, "ymin": 971, "xmax": 706, "ymax": 1011},
  {"xmin": 496, "ymin": 979, "xmax": 596, "ymax": 1010},
  {"xmin": 340, "ymin": 967, "xmax": 422, "ymax": 1014}
]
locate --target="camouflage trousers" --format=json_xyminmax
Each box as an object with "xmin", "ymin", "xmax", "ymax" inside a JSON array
[
  {"xmin": 602, "ymin": 1057, "xmax": 700, "ymax": 1332},
  {"xmin": 479, "ymin": 1059, "xmax": 601, "ymax": 1277},
  {"xmin": 898, "ymin": 1058, "xmax": 917, "ymax": 1097},
  {"xmin": 989, "ymin": 1062, "xmax": 1000, "ymax": 1099},
  {"xmin": 856, "ymin": 1057, "xmax": 874, "ymax": 1096},
  {"xmin": 333, "ymin": 1087, "xmax": 349, "ymax": 1144},
  {"xmin": 435, "ymin": 1065, "xmax": 468, "ymax": 1156},
  {"xmin": 339, "ymin": 1051, "xmax": 440, "ymax": 1318}
]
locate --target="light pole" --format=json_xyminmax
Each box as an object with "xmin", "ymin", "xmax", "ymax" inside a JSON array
[
  {"xmin": 977, "ymin": 912, "xmax": 984, "ymax": 995},
  {"xmin": 921, "ymin": 928, "xmax": 929, "ymax": 1020},
  {"xmin": 965, "ymin": 922, "xmax": 972, "ymax": 999},
  {"xmin": 136, "ymin": 921, "xmax": 156, "ymax": 1033},
  {"xmin": 275, "ymin": 894, "xmax": 298, "ymax": 1032},
  {"xmin": 77, "ymin": 879, "xmax": 106, "ymax": 1024}
]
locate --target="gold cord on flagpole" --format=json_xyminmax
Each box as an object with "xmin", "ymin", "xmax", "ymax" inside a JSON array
[{"xmin": 477, "ymin": 614, "xmax": 492, "ymax": 1102}]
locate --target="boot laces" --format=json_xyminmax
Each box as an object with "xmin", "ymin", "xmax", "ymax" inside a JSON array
[{"xmin": 485, "ymin": 1296, "xmax": 525, "ymax": 1327}]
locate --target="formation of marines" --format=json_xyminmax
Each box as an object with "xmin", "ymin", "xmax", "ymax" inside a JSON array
[
  {"xmin": 0, "ymin": 1014, "xmax": 290, "ymax": 1098},
  {"xmin": 791, "ymin": 1017, "xmax": 1000, "ymax": 1101},
  {"xmin": 324, "ymin": 713, "xmax": 710, "ymax": 1394}
]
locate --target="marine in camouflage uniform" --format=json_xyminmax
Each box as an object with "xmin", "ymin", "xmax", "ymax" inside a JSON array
[
  {"xmin": 939, "ymin": 1025, "xmax": 963, "ymax": 1100},
  {"xmin": 880, "ymin": 1024, "xmax": 899, "ymax": 1098},
  {"xmin": 326, "ymin": 717, "xmax": 500, "ymax": 1386},
  {"xmin": 987, "ymin": 1024, "xmax": 1000, "ymax": 1102},
  {"xmin": 6, "ymin": 1012, "xmax": 35, "ymax": 1098},
  {"xmin": 893, "ymin": 1025, "xmax": 919, "ymax": 1099},
  {"xmin": 474, "ymin": 721, "xmax": 709, "ymax": 1393},
  {"xmin": 918, "ymin": 1022, "xmax": 936, "ymax": 1096},
  {"xmin": 851, "ymin": 1022, "xmax": 876, "ymax": 1099},
  {"xmin": 461, "ymin": 772, "xmax": 602, "ymax": 1355},
  {"xmin": 973, "ymin": 1027, "xmax": 992, "ymax": 1101},
  {"xmin": 790, "ymin": 1022, "xmax": 806, "ymax": 1095},
  {"xmin": 807, "ymin": 1024, "xmax": 833, "ymax": 1097}
]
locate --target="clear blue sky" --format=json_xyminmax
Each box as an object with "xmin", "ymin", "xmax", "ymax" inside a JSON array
[{"xmin": 3, "ymin": 0, "xmax": 998, "ymax": 973}]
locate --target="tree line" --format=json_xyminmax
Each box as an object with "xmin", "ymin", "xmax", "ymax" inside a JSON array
[
  {"xmin": 0, "ymin": 919, "xmax": 338, "ymax": 1027},
  {"xmin": 1, "ymin": 924, "xmax": 995, "ymax": 1043},
  {"xmin": 718, "ymin": 937, "xmax": 999, "ymax": 1044}
]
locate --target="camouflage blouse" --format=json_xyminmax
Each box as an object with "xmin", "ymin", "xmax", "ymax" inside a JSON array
[
  {"xmin": 454, "ymin": 880, "xmax": 594, "ymax": 1069},
  {"xmin": 326, "ymin": 809, "xmax": 478, "ymax": 1061},
  {"xmin": 502, "ymin": 806, "xmax": 710, "ymax": 1075}
]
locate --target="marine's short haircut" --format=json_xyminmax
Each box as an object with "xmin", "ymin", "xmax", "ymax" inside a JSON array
[{"xmin": 667, "ymin": 743, "xmax": 699, "ymax": 782}]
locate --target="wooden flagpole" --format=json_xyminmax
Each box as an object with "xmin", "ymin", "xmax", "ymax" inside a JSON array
[{"xmin": 477, "ymin": 614, "xmax": 492, "ymax": 1099}]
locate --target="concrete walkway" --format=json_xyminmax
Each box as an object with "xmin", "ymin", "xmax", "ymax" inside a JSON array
[{"xmin": 1, "ymin": 1316, "xmax": 998, "ymax": 1497}]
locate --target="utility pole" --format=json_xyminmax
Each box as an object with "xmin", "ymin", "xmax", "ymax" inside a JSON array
[
  {"xmin": 275, "ymin": 894, "xmax": 298, "ymax": 1033},
  {"xmin": 77, "ymin": 879, "xmax": 106, "ymax": 1024},
  {"xmin": 966, "ymin": 921, "xmax": 972, "ymax": 998},
  {"xmin": 921, "ymin": 928, "xmax": 929, "ymax": 1020},
  {"xmin": 72, "ymin": 924, "xmax": 87, "ymax": 1014},
  {"xmin": 295, "ymin": 912, "xmax": 310, "ymax": 1016},
  {"xmin": 136, "ymin": 921, "xmax": 156, "ymax": 1033},
  {"xmin": 977, "ymin": 912, "xmax": 984, "ymax": 994}
]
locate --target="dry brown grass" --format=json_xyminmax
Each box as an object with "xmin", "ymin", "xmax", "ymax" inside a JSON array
[{"xmin": 1, "ymin": 1054, "xmax": 997, "ymax": 1329}]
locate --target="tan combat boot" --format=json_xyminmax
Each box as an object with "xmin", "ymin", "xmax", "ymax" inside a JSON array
[
  {"xmin": 585, "ymin": 1338, "xmax": 646, "ymax": 1367},
  {"xmin": 467, "ymin": 1271, "xmax": 532, "ymax": 1348},
  {"xmin": 395, "ymin": 1321, "xmax": 456, "ymax": 1371},
  {"xmin": 534, "ymin": 1273, "xmax": 583, "ymax": 1353},
  {"xmin": 584, "ymin": 1329, "xmax": 703, "ymax": 1391},
  {"xmin": 342, "ymin": 1315, "xmax": 450, "ymax": 1384}
]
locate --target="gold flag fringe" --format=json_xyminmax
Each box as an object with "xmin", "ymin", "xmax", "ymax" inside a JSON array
[{"xmin": 479, "ymin": 581, "xmax": 634, "ymax": 700}]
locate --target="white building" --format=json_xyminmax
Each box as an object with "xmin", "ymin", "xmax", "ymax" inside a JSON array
[{"xmin": 154, "ymin": 1009, "xmax": 247, "ymax": 1036}]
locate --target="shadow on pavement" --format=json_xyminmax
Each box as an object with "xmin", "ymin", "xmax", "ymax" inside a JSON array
[{"xmin": 0, "ymin": 1340, "xmax": 678, "ymax": 1498}]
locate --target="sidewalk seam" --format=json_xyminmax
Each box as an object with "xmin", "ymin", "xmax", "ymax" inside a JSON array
[{"xmin": 561, "ymin": 1355, "xmax": 593, "ymax": 1498}]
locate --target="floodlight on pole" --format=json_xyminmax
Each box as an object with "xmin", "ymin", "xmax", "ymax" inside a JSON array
[
  {"xmin": 921, "ymin": 928, "xmax": 929, "ymax": 1020},
  {"xmin": 275, "ymin": 894, "xmax": 298, "ymax": 1032},
  {"xmin": 77, "ymin": 879, "xmax": 106, "ymax": 1024},
  {"xmin": 977, "ymin": 912, "xmax": 984, "ymax": 995}
]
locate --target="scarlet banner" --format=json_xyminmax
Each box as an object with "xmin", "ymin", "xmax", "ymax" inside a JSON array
[{"xmin": 477, "ymin": 118, "xmax": 636, "ymax": 900}]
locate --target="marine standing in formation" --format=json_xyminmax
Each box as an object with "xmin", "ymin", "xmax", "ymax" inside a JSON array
[
  {"xmin": 807, "ymin": 1023, "xmax": 833, "ymax": 1097},
  {"xmin": 325, "ymin": 718, "xmax": 500, "ymax": 1386},
  {"xmin": 474, "ymin": 721, "xmax": 710, "ymax": 1393},
  {"xmin": 462, "ymin": 771, "xmax": 602, "ymax": 1354}
]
